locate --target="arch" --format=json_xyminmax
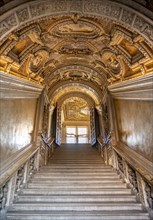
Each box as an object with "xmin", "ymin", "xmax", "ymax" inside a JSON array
[
  {"xmin": 48, "ymin": 82, "xmax": 102, "ymax": 107},
  {"xmin": 45, "ymin": 64, "xmax": 107, "ymax": 85},
  {"xmin": 0, "ymin": 0, "xmax": 153, "ymax": 45},
  {"xmin": 57, "ymin": 92, "xmax": 95, "ymax": 108}
]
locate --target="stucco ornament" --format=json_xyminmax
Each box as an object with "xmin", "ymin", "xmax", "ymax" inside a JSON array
[
  {"xmin": 101, "ymin": 50, "xmax": 124, "ymax": 79},
  {"xmin": 28, "ymin": 50, "xmax": 49, "ymax": 75}
]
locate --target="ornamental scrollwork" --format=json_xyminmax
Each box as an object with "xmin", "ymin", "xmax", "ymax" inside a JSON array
[{"xmin": 128, "ymin": 165, "xmax": 139, "ymax": 193}]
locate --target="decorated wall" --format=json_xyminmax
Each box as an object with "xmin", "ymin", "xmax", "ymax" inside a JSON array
[
  {"xmin": 0, "ymin": 99, "xmax": 37, "ymax": 163},
  {"xmin": 114, "ymin": 99, "xmax": 153, "ymax": 162}
]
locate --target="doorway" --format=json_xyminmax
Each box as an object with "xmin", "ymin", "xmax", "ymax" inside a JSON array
[{"xmin": 66, "ymin": 126, "xmax": 89, "ymax": 144}]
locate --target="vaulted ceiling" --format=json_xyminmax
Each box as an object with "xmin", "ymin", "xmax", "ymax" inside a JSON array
[{"xmin": 0, "ymin": 0, "xmax": 153, "ymax": 106}]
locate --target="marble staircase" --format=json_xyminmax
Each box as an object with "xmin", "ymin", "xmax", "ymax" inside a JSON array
[{"xmin": 6, "ymin": 144, "xmax": 150, "ymax": 220}]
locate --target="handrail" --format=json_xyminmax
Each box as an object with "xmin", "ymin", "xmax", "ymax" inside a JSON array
[
  {"xmin": 0, "ymin": 144, "xmax": 39, "ymax": 188},
  {"xmin": 97, "ymin": 137, "xmax": 153, "ymax": 185},
  {"xmin": 113, "ymin": 143, "xmax": 153, "ymax": 185},
  {"xmin": 0, "ymin": 143, "xmax": 40, "ymax": 218},
  {"xmin": 96, "ymin": 137, "xmax": 153, "ymax": 218}
]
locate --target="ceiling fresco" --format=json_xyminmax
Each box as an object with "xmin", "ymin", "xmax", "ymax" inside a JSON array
[{"xmin": 0, "ymin": 0, "xmax": 153, "ymax": 105}]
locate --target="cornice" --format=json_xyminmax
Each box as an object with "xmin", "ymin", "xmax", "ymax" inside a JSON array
[
  {"xmin": 108, "ymin": 73, "xmax": 153, "ymax": 100},
  {"xmin": 0, "ymin": 71, "xmax": 43, "ymax": 99}
]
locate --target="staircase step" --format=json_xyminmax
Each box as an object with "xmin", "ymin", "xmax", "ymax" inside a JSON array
[
  {"xmin": 16, "ymin": 195, "xmax": 137, "ymax": 203},
  {"xmin": 31, "ymin": 176, "xmax": 120, "ymax": 180},
  {"xmin": 30, "ymin": 179, "xmax": 122, "ymax": 184},
  {"xmin": 9, "ymin": 202, "xmax": 143, "ymax": 211},
  {"xmin": 42, "ymin": 167, "xmax": 111, "ymax": 170},
  {"xmin": 32, "ymin": 176, "xmax": 119, "ymax": 180},
  {"xmin": 27, "ymin": 183, "xmax": 127, "ymax": 189},
  {"xmin": 6, "ymin": 211, "xmax": 150, "ymax": 220},
  {"xmin": 21, "ymin": 188, "xmax": 132, "ymax": 195}
]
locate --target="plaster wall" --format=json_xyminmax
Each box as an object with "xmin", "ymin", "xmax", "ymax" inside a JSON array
[
  {"xmin": 114, "ymin": 99, "xmax": 153, "ymax": 162},
  {"xmin": 0, "ymin": 99, "xmax": 37, "ymax": 163}
]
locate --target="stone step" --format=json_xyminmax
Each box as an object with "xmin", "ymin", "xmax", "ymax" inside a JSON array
[
  {"xmin": 9, "ymin": 202, "xmax": 143, "ymax": 211},
  {"xmin": 36, "ymin": 172, "xmax": 116, "ymax": 176},
  {"xmin": 27, "ymin": 183, "xmax": 127, "ymax": 189},
  {"xmin": 48, "ymin": 163, "xmax": 104, "ymax": 164},
  {"xmin": 46, "ymin": 160, "xmax": 106, "ymax": 162},
  {"xmin": 30, "ymin": 179, "xmax": 123, "ymax": 184},
  {"xmin": 40, "ymin": 168, "xmax": 113, "ymax": 171},
  {"xmin": 21, "ymin": 188, "xmax": 132, "ymax": 195},
  {"xmin": 44, "ymin": 161, "xmax": 107, "ymax": 163},
  {"xmin": 16, "ymin": 195, "xmax": 137, "ymax": 203},
  {"xmin": 44, "ymin": 166, "xmax": 109, "ymax": 169},
  {"xmin": 6, "ymin": 211, "xmax": 150, "ymax": 220},
  {"xmin": 38, "ymin": 168, "xmax": 113, "ymax": 175},
  {"xmin": 33, "ymin": 176, "xmax": 119, "ymax": 180}
]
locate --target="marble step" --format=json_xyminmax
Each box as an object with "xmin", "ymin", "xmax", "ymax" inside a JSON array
[
  {"xmin": 39, "ymin": 169, "xmax": 113, "ymax": 172},
  {"xmin": 34, "ymin": 172, "xmax": 118, "ymax": 177},
  {"xmin": 6, "ymin": 211, "xmax": 150, "ymax": 220},
  {"xmin": 39, "ymin": 166, "xmax": 113, "ymax": 170},
  {"xmin": 27, "ymin": 183, "xmax": 127, "ymax": 189},
  {"xmin": 16, "ymin": 194, "xmax": 137, "ymax": 203},
  {"xmin": 44, "ymin": 160, "xmax": 107, "ymax": 163},
  {"xmin": 30, "ymin": 179, "xmax": 123, "ymax": 184},
  {"xmin": 21, "ymin": 188, "xmax": 132, "ymax": 195},
  {"xmin": 9, "ymin": 202, "xmax": 143, "ymax": 211},
  {"xmin": 32, "ymin": 176, "xmax": 119, "ymax": 180}
]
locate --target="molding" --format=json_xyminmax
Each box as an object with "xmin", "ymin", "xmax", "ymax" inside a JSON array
[
  {"xmin": 48, "ymin": 80, "xmax": 103, "ymax": 102},
  {"xmin": 108, "ymin": 74, "xmax": 153, "ymax": 100},
  {"xmin": 0, "ymin": 0, "xmax": 153, "ymax": 20},
  {"xmin": 0, "ymin": 71, "xmax": 43, "ymax": 99},
  {"xmin": 0, "ymin": 0, "xmax": 153, "ymax": 45},
  {"xmin": 113, "ymin": 142, "xmax": 153, "ymax": 185}
]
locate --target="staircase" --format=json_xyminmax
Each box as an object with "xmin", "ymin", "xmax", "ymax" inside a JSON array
[{"xmin": 6, "ymin": 144, "xmax": 150, "ymax": 220}]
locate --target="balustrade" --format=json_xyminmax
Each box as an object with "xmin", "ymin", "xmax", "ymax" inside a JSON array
[
  {"xmin": 0, "ymin": 136, "xmax": 55, "ymax": 219},
  {"xmin": 96, "ymin": 136, "xmax": 153, "ymax": 219},
  {"xmin": 40, "ymin": 135, "xmax": 55, "ymax": 165},
  {"xmin": 113, "ymin": 146, "xmax": 153, "ymax": 219}
]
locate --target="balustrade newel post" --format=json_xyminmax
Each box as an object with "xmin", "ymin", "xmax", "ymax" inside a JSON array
[
  {"xmin": 104, "ymin": 145, "xmax": 108, "ymax": 164},
  {"xmin": 45, "ymin": 145, "xmax": 49, "ymax": 165},
  {"xmin": 35, "ymin": 149, "xmax": 40, "ymax": 171},
  {"xmin": 122, "ymin": 159, "xmax": 129, "ymax": 183},
  {"xmin": 23, "ymin": 162, "xmax": 28, "ymax": 185},
  {"xmin": 113, "ymin": 150, "xmax": 118, "ymax": 170},
  {"xmin": 5, "ymin": 172, "xmax": 17, "ymax": 208}
]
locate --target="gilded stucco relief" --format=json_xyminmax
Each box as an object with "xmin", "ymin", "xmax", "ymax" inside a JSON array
[
  {"xmin": 62, "ymin": 97, "xmax": 90, "ymax": 121},
  {"xmin": 0, "ymin": 8, "xmax": 153, "ymax": 95}
]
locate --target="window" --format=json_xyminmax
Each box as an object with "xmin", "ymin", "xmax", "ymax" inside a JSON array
[{"xmin": 66, "ymin": 126, "xmax": 88, "ymax": 143}]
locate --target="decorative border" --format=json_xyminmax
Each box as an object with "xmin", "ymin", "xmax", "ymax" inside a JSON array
[{"xmin": 0, "ymin": 0, "xmax": 153, "ymax": 45}]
